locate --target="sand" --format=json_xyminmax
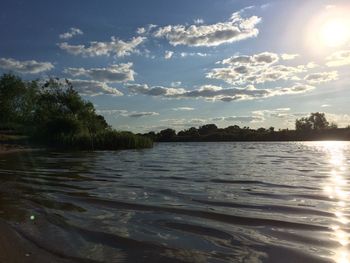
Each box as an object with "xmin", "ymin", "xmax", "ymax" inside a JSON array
[{"xmin": 0, "ymin": 220, "xmax": 72, "ymax": 263}]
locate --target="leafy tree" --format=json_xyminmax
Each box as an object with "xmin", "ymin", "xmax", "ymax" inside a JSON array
[
  {"xmin": 295, "ymin": 112, "xmax": 329, "ymax": 131},
  {"xmin": 32, "ymin": 78, "xmax": 109, "ymax": 140},
  {"xmin": 295, "ymin": 117, "xmax": 312, "ymax": 131},
  {"xmin": 224, "ymin": 125, "xmax": 241, "ymax": 133},
  {"xmin": 178, "ymin": 127, "xmax": 199, "ymax": 137},
  {"xmin": 309, "ymin": 112, "xmax": 329, "ymax": 130},
  {"xmin": 0, "ymin": 74, "xmax": 27, "ymax": 125},
  {"xmin": 159, "ymin": 128, "xmax": 176, "ymax": 140},
  {"xmin": 0, "ymin": 74, "xmax": 152, "ymax": 150},
  {"xmin": 198, "ymin": 124, "xmax": 218, "ymax": 135}
]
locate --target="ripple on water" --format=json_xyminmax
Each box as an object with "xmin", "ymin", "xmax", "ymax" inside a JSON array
[{"xmin": 0, "ymin": 141, "xmax": 349, "ymax": 262}]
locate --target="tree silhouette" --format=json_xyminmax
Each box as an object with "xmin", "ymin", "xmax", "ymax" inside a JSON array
[{"xmin": 295, "ymin": 112, "xmax": 329, "ymax": 131}]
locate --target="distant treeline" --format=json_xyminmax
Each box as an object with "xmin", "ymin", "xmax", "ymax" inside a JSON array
[
  {"xmin": 0, "ymin": 74, "xmax": 152, "ymax": 150},
  {"xmin": 143, "ymin": 113, "xmax": 350, "ymax": 142}
]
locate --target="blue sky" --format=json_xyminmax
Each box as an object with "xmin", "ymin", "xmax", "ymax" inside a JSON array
[{"xmin": 1, "ymin": 0, "xmax": 350, "ymax": 132}]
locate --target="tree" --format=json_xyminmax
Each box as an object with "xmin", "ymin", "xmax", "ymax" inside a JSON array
[
  {"xmin": 31, "ymin": 78, "xmax": 110, "ymax": 140},
  {"xmin": 0, "ymin": 74, "xmax": 27, "ymax": 125},
  {"xmin": 295, "ymin": 117, "xmax": 312, "ymax": 131},
  {"xmin": 198, "ymin": 124, "xmax": 217, "ymax": 135},
  {"xmin": 158, "ymin": 128, "xmax": 176, "ymax": 140},
  {"xmin": 309, "ymin": 112, "xmax": 329, "ymax": 130},
  {"xmin": 225, "ymin": 125, "xmax": 241, "ymax": 133},
  {"xmin": 329, "ymin": 122, "xmax": 338, "ymax": 129},
  {"xmin": 178, "ymin": 127, "xmax": 199, "ymax": 137},
  {"xmin": 295, "ymin": 112, "xmax": 329, "ymax": 131}
]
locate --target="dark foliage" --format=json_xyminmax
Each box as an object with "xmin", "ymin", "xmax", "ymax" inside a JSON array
[
  {"xmin": 144, "ymin": 113, "xmax": 350, "ymax": 142},
  {"xmin": 0, "ymin": 74, "xmax": 152, "ymax": 150}
]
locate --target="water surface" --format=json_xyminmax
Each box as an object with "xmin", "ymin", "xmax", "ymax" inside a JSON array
[{"xmin": 0, "ymin": 142, "xmax": 349, "ymax": 262}]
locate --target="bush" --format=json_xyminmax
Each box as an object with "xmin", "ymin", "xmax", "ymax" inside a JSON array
[{"xmin": 48, "ymin": 130, "xmax": 153, "ymax": 150}]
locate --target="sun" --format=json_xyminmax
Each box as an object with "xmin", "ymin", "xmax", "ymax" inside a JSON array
[
  {"xmin": 305, "ymin": 6, "xmax": 350, "ymax": 53},
  {"xmin": 319, "ymin": 19, "xmax": 350, "ymax": 47}
]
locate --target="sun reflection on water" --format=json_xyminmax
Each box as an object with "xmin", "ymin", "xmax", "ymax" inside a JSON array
[{"xmin": 317, "ymin": 141, "xmax": 350, "ymax": 263}]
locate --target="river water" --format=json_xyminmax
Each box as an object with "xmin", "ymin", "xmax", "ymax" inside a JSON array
[{"xmin": 0, "ymin": 142, "xmax": 349, "ymax": 263}]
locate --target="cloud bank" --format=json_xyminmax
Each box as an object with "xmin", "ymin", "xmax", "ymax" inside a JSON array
[
  {"xmin": 0, "ymin": 58, "xmax": 54, "ymax": 74},
  {"xmin": 154, "ymin": 11, "xmax": 261, "ymax": 47},
  {"xmin": 59, "ymin": 36, "xmax": 145, "ymax": 57},
  {"xmin": 64, "ymin": 63, "xmax": 135, "ymax": 83}
]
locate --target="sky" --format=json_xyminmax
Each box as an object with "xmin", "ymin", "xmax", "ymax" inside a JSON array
[{"xmin": 1, "ymin": 0, "xmax": 350, "ymax": 132}]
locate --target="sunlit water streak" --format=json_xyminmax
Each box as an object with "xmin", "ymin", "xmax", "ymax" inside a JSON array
[
  {"xmin": 0, "ymin": 142, "xmax": 350, "ymax": 262},
  {"xmin": 316, "ymin": 142, "xmax": 350, "ymax": 263}
]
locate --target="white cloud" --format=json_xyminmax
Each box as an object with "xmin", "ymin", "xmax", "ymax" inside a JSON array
[
  {"xmin": 180, "ymin": 52, "xmax": 208, "ymax": 57},
  {"xmin": 220, "ymin": 52, "xmax": 279, "ymax": 65},
  {"xmin": 252, "ymin": 108, "xmax": 291, "ymax": 119},
  {"xmin": 171, "ymin": 81, "xmax": 182, "ymax": 87},
  {"xmin": 164, "ymin": 50, "xmax": 174, "ymax": 59},
  {"xmin": 64, "ymin": 63, "xmax": 135, "ymax": 83},
  {"xmin": 212, "ymin": 116, "xmax": 263, "ymax": 123},
  {"xmin": 326, "ymin": 113, "xmax": 350, "ymax": 127},
  {"xmin": 304, "ymin": 71, "xmax": 338, "ymax": 84},
  {"xmin": 154, "ymin": 11, "xmax": 261, "ymax": 47},
  {"xmin": 160, "ymin": 118, "xmax": 206, "ymax": 127},
  {"xmin": 208, "ymin": 64, "xmax": 304, "ymax": 85},
  {"xmin": 281, "ymin": 53, "xmax": 299, "ymax": 60},
  {"xmin": 68, "ymin": 79, "xmax": 123, "ymax": 96},
  {"xmin": 126, "ymin": 83, "xmax": 315, "ymax": 102},
  {"xmin": 0, "ymin": 58, "xmax": 54, "ymax": 74},
  {"xmin": 208, "ymin": 52, "xmax": 312, "ymax": 85},
  {"xmin": 126, "ymin": 83, "xmax": 186, "ymax": 97},
  {"xmin": 58, "ymin": 36, "xmax": 145, "ymax": 57},
  {"xmin": 97, "ymin": 109, "xmax": 159, "ymax": 118},
  {"xmin": 326, "ymin": 50, "xmax": 350, "ymax": 67},
  {"xmin": 59, "ymin": 27, "xmax": 83, "ymax": 39},
  {"xmin": 136, "ymin": 24, "xmax": 157, "ymax": 35},
  {"xmin": 136, "ymin": 27, "xmax": 146, "ymax": 34},
  {"xmin": 321, "ymin": 104, "xmax": 331, "ymax": 108},
  {"xmin": 193, "ymin": 18, "xmax": 204, "ymax": 25},
  {"xmin": 172, "ymin": 107, "xmax": 195, "ymax": 111}
]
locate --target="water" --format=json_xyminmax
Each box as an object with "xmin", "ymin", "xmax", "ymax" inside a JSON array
[{"xmin": 0, "ymin": 142, "xmax": 349, "ymax": 263}]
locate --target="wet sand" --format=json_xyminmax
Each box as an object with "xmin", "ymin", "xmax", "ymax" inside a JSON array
[{"xmin": 0, "ymin": 220, "xmax": 71, "ymax": 263}]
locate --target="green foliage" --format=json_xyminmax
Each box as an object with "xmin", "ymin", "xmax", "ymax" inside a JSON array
[
  {"xmin": 0, "ymin": 74, "xmax": 153, "ymax": 150},
  {"xmin": 0, "ymin": 74, "xmax": 28, "ymax": 125}
]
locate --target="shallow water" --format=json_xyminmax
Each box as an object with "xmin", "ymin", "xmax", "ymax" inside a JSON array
[{"xmin": 0, "ymin": 142, "xmax": 349, "ymax": 263}]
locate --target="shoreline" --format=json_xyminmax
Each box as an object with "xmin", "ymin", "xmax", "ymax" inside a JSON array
[
  {"xmin": 0, "ymin": 220, "xmax": 70, "ymax": 263},
  {"xmin": 0, "ymin": 143, "xmax": 32, "ymax": 155}
]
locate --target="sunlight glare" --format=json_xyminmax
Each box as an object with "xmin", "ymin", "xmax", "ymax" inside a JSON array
[
  {"xmin": 306, "ymin": 6, "xmax": 350, "ymax": 53},
  {"xmin": 319, "ymin": 19, "xmax": 350, "ymax": 47}
]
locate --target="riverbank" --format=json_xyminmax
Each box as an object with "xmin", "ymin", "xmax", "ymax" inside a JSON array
[{"xmin": 0, "ymin": 220, "xmax": 70, "ymax": 263}]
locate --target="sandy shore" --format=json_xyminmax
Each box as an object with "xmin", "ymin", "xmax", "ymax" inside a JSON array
[{"xmin": 0, "ymin": 220, "xmax": 72, "ymax": 263}]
